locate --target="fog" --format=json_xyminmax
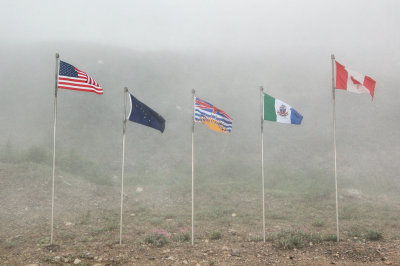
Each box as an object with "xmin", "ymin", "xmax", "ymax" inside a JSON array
[
  {"xmin": 2, "ymin": 0, "xmax": 400, "ymax": 54},
  {"xmin": 0, "ymin": 0, "xmax": 399, "ymax": 256}
]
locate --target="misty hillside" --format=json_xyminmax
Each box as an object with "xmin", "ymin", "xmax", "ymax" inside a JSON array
[{"xmin": 0, "ymin": 42, "xmax": 399, "ymax": 190}]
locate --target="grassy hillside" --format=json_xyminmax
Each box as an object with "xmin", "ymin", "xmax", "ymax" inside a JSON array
[{"xmin": 0, "ymin": 41, "xmax": 399, "ymax": 203}]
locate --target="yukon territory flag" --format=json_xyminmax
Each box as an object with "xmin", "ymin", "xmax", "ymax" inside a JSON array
[
  {"xmin": 58, "ymin": 61, "xmax": 103, "ymax": 94},
  {"xmin": 335, "ymin": 61, "xmax": 376, "ymax": 99},
  {"xmin": 128, "ymin": 93, "xmax": 165, "ymax": 133},
  {"xmin": 263, "ymin": 93, "xmax": 303, "ymax": 125},
  {"xmin": 194, "ymin": 97, "xmax": 232, "ymax": 133}
]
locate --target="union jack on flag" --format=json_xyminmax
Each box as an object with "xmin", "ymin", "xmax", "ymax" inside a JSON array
[
  {"xmin": 58, "ymin": 61, "xmax": 103, "ymax": 95},
  {"xmin": 194, "ymin": 97, "xmax": 232, "ymax": 134}
]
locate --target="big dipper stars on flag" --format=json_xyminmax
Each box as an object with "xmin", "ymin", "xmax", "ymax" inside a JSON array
[{"xmin": 127, "ymin": 93, "xmax": 166, "ymax": 133}]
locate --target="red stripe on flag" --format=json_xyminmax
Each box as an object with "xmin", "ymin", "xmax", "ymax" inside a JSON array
[
  {"xmin": 58, "ymin": 82, "xmax": 102, "ymax": 89},
  {"xmin": 58, "ymin": 86, "xmax": 103, "ymax": 94},
  {"xmin": 58, "ymin": 77, "xmax": 87, "ymax": 82},
  {"xmin": 363, "ymin": 75, "xmax": 376, "ymax": 98},
  {"xmin": 58, "ymin": 62, "xmax": 103, "ymax": 95},
  {"xmin": 335, "ymin": 61, "xmax": 348, "ymax": 90}
]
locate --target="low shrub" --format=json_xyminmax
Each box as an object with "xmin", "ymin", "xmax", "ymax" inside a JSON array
[
  {"xmin": 174, "ymin": 232, "xmax": 190, "ymax": 242},
  {"xmin": 277, "ymin": 231, "xmax": 302, "ymax": 249},
  {"xmin": 366, "ymin": 230, "xmax": 382, "ymax": 241},
  {"xmin": 210, "ymin": 230, "xmax": 222, "ymax": 240},
  {"xmin": 275, "ymin": 230, "xmax": 322, "ymax": 249},
  {"xmin": 323, "ymin": 234, "xmax": 337, "ymax": 242},
  {"xmin": 347, "ymin": 226, "xmax": 363, "ymax": 238},
  {"xmin": 25, "ymin": 145, "xmax": 50, "ymax": 164},
  {"xmin": 312, "ymin": 219, "xmax": 325, "ymax": 227},
  {"xmin": 144, "ymin": 230, "xmax": 171, "ymax": 247},
  {"xmin": 5, "ymin": 240, "xmax": 16, "ymax": 249}
]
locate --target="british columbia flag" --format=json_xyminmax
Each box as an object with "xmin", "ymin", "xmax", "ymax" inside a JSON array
[
  {"xmin": 194, "ymin": 97, "xmax": 232, "ymax": 133},
  {"xmin": 58, "ymin": 61, "xmax": 103, "ymax": 95}
]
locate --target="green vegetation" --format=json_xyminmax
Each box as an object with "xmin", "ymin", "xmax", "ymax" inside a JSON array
[
  {"xmin": 90, "ymin": 214, "xmax": 118, "ymax": 235},
  {"xmin": 210, "ymin": 230, "xmax": 222, "ymax": 240},
  {"xmin": 1, "ymin": 142, "xmax": 51, "ymax": 165},
  {"xmin": 277, "ymin": 231, "xmax": 302, "ymax": 249},
  {"xmin": 267, "ymin": 234, "xmax": 277, "ymax": 242},
  {"xmin": 144, "ymin": 230, "xmax": 170, "ymax": 247},
  {"xmin": 164, "ymin": 213, "xmax": 176, "ymax": 220},
  {"xmin": 208, "ymin": 207, "xmax": 235, "ymax": 219},
  {"xmin": 247, "ymin": 234, "xmax": 264, "ymax": 242},
  {"xmin": 312, "ymin": 219, "xmax": 325, "ymax": 227},
  {"xmin": 1, "ymin": 139, "xmax": 399, "ymax": 249},
  {"xmin": 341, "ymin": 205, "xmax": 363, "ymax": 220},
  {"xmin": 0, "ymin": 141, "xmax": 112, "ymax": 186},
  {"xmin": 173, "ymin": 232, "xmax": 191, "ymax": 242},
  {"xmin": 79, "ymin": 210, "xmax": 91, "ymax": 225},
  {"xmin": 346, "ymin": 226, "xmax": 363, "ymax": 238},
  {"xmin": 58, "ymin": 149, "xmax": 112, "ymax": 186},
  {"xmin": 149, "ymin": 217, "xmax": 164, "ymax": 226},
  {"xmin": 0, "ymin": 140, "xmax": 22, "ymax": 163},
  {"xmin": 274, "ymin": 230, "xmax": 322, "ymax": 249},
  {"xmin": 25, "ymin": 145, "xmax": 51, "ymax": 164},
  {"xmin": 38, "ymin": 238, "xmax": 49, "ymax": 247},
  {"xmin": 4, "ymin": 240, "xmax": 16, "ymax": 249},
  {"xmin": 323, "ymin": 234, "xmax": 337, "ymax": 242},
  {"xmin": 366, "ymin": 230, "xmax": 382, "ymax": 241}
]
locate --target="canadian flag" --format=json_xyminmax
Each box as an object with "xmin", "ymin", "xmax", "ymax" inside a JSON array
[{"xmin": 335, "ymin": 61, "xmax": 376, "ymax": 99}]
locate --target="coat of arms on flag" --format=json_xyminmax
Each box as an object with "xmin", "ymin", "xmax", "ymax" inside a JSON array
[
  {"xmin": 194, "ymin": 97, "xmax": 232, "ymax": 133},
  {"xmin": 263, "ymin": 93, "xmax": 303, "ymax": 125}
]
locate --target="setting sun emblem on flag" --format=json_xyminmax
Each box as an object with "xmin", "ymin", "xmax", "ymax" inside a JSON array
[{"xmin": 194, "ymin": 97, "xmax": 232, "ymax": 134}]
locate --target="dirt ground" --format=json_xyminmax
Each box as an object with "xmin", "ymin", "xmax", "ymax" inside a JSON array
[
  {"xmin": 1, "ymin": 162, "xmax": 399, "ymax": 265},
  {"xmin": 1, "ymin": 230, "xmax": 400, "ymax": 265}
]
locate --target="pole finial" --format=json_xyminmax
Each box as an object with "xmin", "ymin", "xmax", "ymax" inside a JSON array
[
  {"xmin": 124, "ymin": 87, "xmax": 128, "ymax": 93},
  {"xmin": 56, "ymin": 53, "xmax": 59, "ymax": 59},
  {"xmin": 260, "ymin": 86, "xmax": 264, "ymax": 92},
  {"xmin": 192, "ymin": 89, "xmax": 195, "ymax": 95},
  {"xmin": 331, "ymin": 54, "xmax": 335, "ymax": 60}
]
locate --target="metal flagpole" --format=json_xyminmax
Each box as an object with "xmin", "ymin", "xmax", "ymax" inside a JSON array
[
  {"xmin": 50, "ymin": 53, "xmax": 60, "ymax": 245},
  {"xmin": 331, "ymin": 54, "xmax": 340, "ymax": 242},
  {"xmin": 119, "ymin": 87, "xmax": 128, "ymax": 244},
  {"xmin": 191, "ymin": 89, "xmax": 195, "ymax": 246},
  {"xmin": 260, "ymin": 86, "xmax": 266, "ymax": 242}
]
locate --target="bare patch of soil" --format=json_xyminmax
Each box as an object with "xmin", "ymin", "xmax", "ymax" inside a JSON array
[{"xmin": 1, "ymin": 162, "xmax": 399, "ymax": 265}]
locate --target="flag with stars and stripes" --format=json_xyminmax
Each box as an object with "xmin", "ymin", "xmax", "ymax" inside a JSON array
[
  {"xmin": 58, "ymin": 61, "xmax": 103, "ymax": 94},
  {"xmin": 194, "ymin": 97, "xmax": 232, "ymax": 134},
  {"xmin": 128, "ymin": 93, "xmax": 165, "ymax": 133}
]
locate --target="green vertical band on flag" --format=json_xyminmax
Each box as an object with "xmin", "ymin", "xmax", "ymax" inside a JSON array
[{"xmin": 263, "ymin": 93, "xmax": 277, "ymax": 121}]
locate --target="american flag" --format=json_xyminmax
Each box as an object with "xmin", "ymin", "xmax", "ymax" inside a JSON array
[
  {"xmin": 194, "ymin": 97, "xmax": 232, "ymax": 134},
  {"xmin": 58, "ymin": 61, "xmax": 103, "ymax": 94}
]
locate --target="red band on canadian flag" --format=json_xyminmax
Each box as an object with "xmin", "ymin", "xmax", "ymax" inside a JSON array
[{"xmin": 335, "ymin": 61, "xmax": 376, "ymax": 99}]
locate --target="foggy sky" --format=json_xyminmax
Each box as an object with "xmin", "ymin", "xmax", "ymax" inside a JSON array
[
  {"xmin": 1, "ymin": 2, "xmax": 400, "ymax": 249},
  {"xmin": 1, "ymin": 0, "xmax": 399, "ymax": 182},
  {"xmin": 1, "ymin": 0, "xmax": 400, "ymax": 57}
]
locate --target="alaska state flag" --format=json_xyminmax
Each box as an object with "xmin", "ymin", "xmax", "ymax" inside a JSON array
[
  {"xmin": 128, "ymin": 93, "xmax": 165, "ymax": 133},
  {"xmin": 263, "ymin": 93, "xmax": 303, "ymax": 125}
]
